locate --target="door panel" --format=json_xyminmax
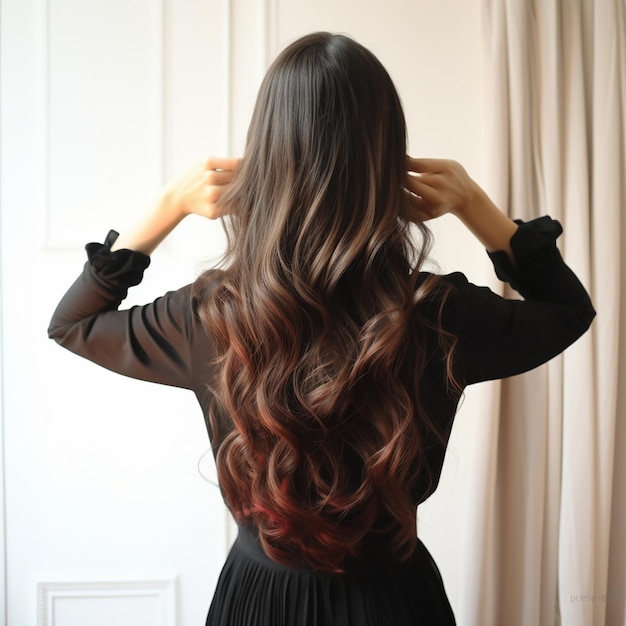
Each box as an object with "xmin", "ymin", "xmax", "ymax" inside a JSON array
[{"xmin": 1, "ymin": 1, "xmax": 267, "ymax": 624}]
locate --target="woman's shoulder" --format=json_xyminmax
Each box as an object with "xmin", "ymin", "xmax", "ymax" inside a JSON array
[
  {"xmin": 412, "ymin": 269, "xmax": 478, "ymax": 341},
  {"xmin": 414, "ymin": 269, "xmax": 470, "ymax": 308},
  {"xmin": 191, "ymin": 268, "xmax": 226, "ymax": 309}
]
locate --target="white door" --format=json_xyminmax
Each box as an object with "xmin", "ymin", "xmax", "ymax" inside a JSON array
[{"xmin": 1, "ymin": 1, "xmax": 269, "ymax": 624}]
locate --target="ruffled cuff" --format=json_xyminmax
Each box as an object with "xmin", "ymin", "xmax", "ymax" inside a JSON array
[
  {"xmin": 487, "ymin": 216, "xmax": 563, "ymax": 292},
  {"xmin": 85, "ymin": 230, "xmax": 151, "ymax": 288}
]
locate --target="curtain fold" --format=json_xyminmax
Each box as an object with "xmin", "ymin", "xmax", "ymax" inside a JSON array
[{"xmin": 478, "ymin": 1, "xmax": 626, "ymax": 625}]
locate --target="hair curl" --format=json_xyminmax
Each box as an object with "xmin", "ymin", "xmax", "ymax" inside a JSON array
[{"xmin": 193, "ymin": 32, "xmax": 460, "ymax": 572}]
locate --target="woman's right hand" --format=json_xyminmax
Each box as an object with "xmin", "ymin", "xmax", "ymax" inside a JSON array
[
  {"xmin": 403, "ymin": 157, "xmax": 485, "ymax": 223},
  {"xmin": 404, "ymin": 157, "xmax": 518, "ymax": 260}
]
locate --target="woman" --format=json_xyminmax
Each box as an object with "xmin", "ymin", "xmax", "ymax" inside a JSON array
[{"xmin": 49, "ymin": 32, "xmax": 595, "ymax": 625}]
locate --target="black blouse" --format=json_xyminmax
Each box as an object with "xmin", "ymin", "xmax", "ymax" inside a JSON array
[
  {"xmin": 48, "ymin": 217, "xmax": 595, "ymax": 504},
  {"xmin": 48, "ymin": 216, "xmax": 596, "ymax": 625}
]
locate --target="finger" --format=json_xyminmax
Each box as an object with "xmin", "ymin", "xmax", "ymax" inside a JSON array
[
  {"xmin": 406, "ymin": 156, "xmax": 454, "ymax": 175},
  {"xmin": 403, "ymin": 187, "xmax": 439, "ymax": 208},
  {"xmin": 205, "ymin": 156, "xmax": 241, "ymax": 172},
  {"xmin": 405, "ymin": 170, "xmax": 440, "ymax": 187},
  {"xmin": 401, "ymin": 189, "xmax": 435, "ymax": 222},
  {"xmin": 404, "ymin": 173, "xmax": 441, "ymax": 203},
  {"xmin": 205, "ymin": 186, "xmax": 223, "ymax": 206},
  {"xmin": 192, "ymin": 186, "xmax": 229, "ymax": 219},
  {"xmin": 204, "ymin": 169, "xmax": 236, "ymax": 186}
]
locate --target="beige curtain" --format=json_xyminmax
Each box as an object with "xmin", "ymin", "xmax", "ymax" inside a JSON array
[{"xmin": 464, "ymin": 1, "xmax": 626, "ymax": 625}]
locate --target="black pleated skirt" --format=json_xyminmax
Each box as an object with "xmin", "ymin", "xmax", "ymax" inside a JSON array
[{"xmin": 206, "ymin": 526, "xmax": 456, "ymax": 625}]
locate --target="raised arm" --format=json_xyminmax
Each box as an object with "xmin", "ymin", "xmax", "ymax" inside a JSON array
[
  {"xmin": 48, "ymin": 157, "xmax": 239, "ymax": 387},
  {"xmin": 405, "ymin": 157, "xmax": 519, "ymax": 260},
  {"xmin": 405, "ymin": 158, "xmax": 596, "ymax": 385}
]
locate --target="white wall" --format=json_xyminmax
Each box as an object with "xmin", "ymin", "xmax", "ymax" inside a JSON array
[
  {"xmin": 1, "ymin": 2, "xmax": 239, "ymax": 625},
  {"xmin": 1, "ymin": 1, "xmax": 494, "ymax": 624}
]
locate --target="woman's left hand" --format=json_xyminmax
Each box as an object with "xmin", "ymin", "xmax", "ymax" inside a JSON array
[
  {"xmin": 162, "ymin": 156, "xmax": 241, "ymax": 220},
  {"xmin": 111, "ymin": 156, "xmax": 241, "ymax": 255}
]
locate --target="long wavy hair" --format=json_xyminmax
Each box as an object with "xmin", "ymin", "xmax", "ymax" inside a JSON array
[{"xmin": 193, "ymin": 32, "xmax": 460, "ymax": 572}]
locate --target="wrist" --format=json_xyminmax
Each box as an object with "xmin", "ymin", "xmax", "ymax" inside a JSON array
[
  {"xmin": 453, "ymin": 183, "xmax": 493, "ymax": 221},
  {"xmin": 156, "ymin": 189, "xmax": 186, "ymax": 223},
  {"xmin": 110, "ymin": 191, "xmax": 185, "ymax": 255}
]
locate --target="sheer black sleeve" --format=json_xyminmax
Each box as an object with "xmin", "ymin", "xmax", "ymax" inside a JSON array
[
  {"xmin": 48, "ymin": 230, "xmax": 197, "ymax": 389},
  {"xmin": 441, "ymin": 216, "xmax": 596, "ymax": 385}
]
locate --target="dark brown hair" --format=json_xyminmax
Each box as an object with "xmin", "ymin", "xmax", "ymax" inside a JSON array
[{"xmin": 194, "ymin": 32, "xmax": 459, "ymax": 572}]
